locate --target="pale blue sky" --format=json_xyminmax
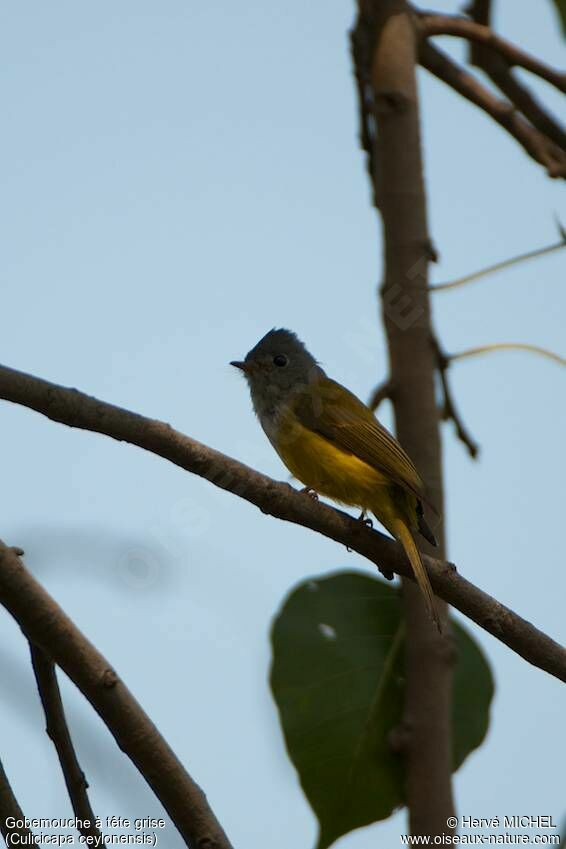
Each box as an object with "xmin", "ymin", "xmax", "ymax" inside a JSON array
[{"xmin": 1, "ymin": 1, "xmax": 565, "ymax": 847}]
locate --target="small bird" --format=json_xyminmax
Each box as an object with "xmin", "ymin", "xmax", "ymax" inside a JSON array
[{"xmin": 231, "ymin": 328, "xmax": 441, "ymax": 631}]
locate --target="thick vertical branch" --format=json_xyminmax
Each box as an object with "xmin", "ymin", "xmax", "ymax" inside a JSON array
[{"xmin": 354, "ymin": 0, "xmax": 455, "ymax": 837}]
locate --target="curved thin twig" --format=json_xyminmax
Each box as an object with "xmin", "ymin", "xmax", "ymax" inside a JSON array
[
  {"xmin": 452, "ymin": 343, "xmax": 566, "ymax": 367},
  {"xmin": 29, "ymin": 644, "xmax": 102, "ymax": 841},
  {"xmin": 430, "ymin": 233, "xmax": 566, "ymax": 292},
  {"xmin": 0, "ymin": 365, "xmax": 565, "ymax": 682}
]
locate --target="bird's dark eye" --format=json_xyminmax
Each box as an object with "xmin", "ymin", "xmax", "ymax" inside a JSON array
[{"xmin": 273, "ymin": 354, "xmax": 288, "ymax": 367}]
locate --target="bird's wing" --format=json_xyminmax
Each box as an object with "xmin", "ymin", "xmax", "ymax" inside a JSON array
[{"xmin": 292, "ymin": 377, "xmax": 425, "ymax": 499}]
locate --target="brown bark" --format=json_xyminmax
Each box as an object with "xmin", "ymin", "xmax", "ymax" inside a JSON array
[
  {"xmin": 419, "ymin": 12, "xmax": 566, "ymax": 92},
  {"xmin": 0, "ymin": 542, "xmax": 233, "ymax": 849},
  {"xmin": 29, "ymin": 644, "xmax": 102, "ymax": 840},
  {"xmin": 464, "ymin": 0, "xmax": 566, "ymax": 153},
  {"xmin": 418, "ymin": 41, "xmax": 566, "ymax": 178},
  {"xmin": 0, "ymin": 758, "xmax": 35, "ymax": 843},
  {"xmin": 1, "ymin": 363, "xmax": 565, "ymax": 682},
  {"xmin": 356, "ymin": 0, "xmax": 455, "ymax": 837}
]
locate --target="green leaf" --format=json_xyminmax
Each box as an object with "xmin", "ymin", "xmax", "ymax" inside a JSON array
[
  {"xmin": 549, "ymin": 0, "xmax": 566, "ymax": 36},
  {"xmin": 270, "ymin": 571, "xmax": 494, "ymax": 849}
]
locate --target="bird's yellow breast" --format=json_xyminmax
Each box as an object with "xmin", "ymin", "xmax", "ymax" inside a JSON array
[{"xmin": 274, "ymin": 414, "xmax": 389, "ymax": 509}]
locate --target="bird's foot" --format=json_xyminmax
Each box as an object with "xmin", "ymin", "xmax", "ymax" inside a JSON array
[
  {"xmin": 357, "ymin": 510, "xmax": 373, "ymax": 528},
  {"xmin": 300, "ymin": 487, "xmax": 319, "ymax": 501}
]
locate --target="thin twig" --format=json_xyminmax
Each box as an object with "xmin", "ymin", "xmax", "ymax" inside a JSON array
[
  {"xmin": 350, "ymin": 26, "xmax": 378, "ymax": 207},
  {"xmin": 452, "ymin": 343, "xmax": 566, "ymax": 367},
  {"xmin": 0, "ymin": 757, "xmax": 35, "ymax": 843},
  {"xmin": 367, "ymin": 378, "xmax": 394, "ymax": 411},
  {"xmin": 29, "ymin": 643, "xmax": 102, "ymax": 841},
  {"xmin": 418, "ymin": 41, "xmax": 566, "ymax": 178},
  {"xmin": 432, "ymin": 337, "xmax": 479, "ymax": 459},
  {"xmin": 418, "ymin": 13, "xmax": 566, "ymax": 93},
  {"xmin": 430, "ymin": 232, "xmax": 566, "ymax": 292},
  {"xmin": 1, "ymin": 367, "xmax": 566, "ymax": 681}
]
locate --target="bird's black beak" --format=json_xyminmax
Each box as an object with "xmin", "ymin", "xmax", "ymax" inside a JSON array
[{"xmin": 230, "ymin": 360, "xmax": 247, "ymax": 372}]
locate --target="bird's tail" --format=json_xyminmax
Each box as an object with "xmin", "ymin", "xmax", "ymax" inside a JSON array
[{"xmin": 391, "ymin": 517, "xmax": 441, "ymax": 633}]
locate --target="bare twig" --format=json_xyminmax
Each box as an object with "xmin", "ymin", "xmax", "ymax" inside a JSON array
[
  {"xmin": 350, "ymin": 26, "xmax": 378, "ymax": 207},
  {"xmin": 0, "ymin": 541, "xmax": 233, "ymax": 849},
  {"xmin": 1, "ymin": 365, "xmax": 565, "ymax": 682},
  {"xmin": 433, "ymin": 337, "xmax": 564, "ymax": 455},
  {"xmin": 418, "ymin": 41, "xmax": 566, "ymax": 178},
  {"xmin": 418, "ymin": 13, "xmax": 566, "ymax": 93},
  {"xmin": 0, "ymin": 758, "xmax": 35, "ymax": 843},
  {"xmin": 452, "ymin": 342, "xmax": 566, "ymax": 367},
  {"xmin": 432, "ymin": 337, "xmax": 479, "ymax": 459},
  {"xmin": 367, "ymin": 378, "xmax": 394, "ymax": 411},
  {"xmin": 430, "ymin": 230, "xmax": 566, "ymax": 292},
  {"xmin": 29, "ymin": 643, "xmax": 102, "ymax": 841}
]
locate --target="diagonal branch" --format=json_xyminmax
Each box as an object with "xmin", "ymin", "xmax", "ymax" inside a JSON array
[
  {"xmin": 417, "ymin": 13, "xmax": 566, "ymax": 93},
  {"xmin": 0, "ymin": 542, "xmax": 233, "ymax": 849},
  {"xmin": 463, "ymin": 0, "xmax": 566, "ymax": 152},
  {"xmin": 0, "ymin": 757, "xmax": 35, "ymax": 844},
  {"xmin": 0, "ymin": 365, "xmax": 565, "ymax": 682},
  {"xmin": 418, "ymin": 40, "xmax": 566, "ymax": 178},
  {"xmin": 476, "ymin": 63, "xmax": 566, "ymax": 152},
  {"xmin": 29, "ymin": 643, "xmax": 102, "ymax": 841}
]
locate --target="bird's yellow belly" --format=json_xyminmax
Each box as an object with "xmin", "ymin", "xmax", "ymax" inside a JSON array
[{"xmin": 274, "ymin": 417, "xmax": 389, "ymax": 509}]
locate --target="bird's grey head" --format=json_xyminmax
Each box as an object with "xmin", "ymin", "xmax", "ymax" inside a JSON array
[{"xmin": 231, "ymin": 328, "xmax": 324, "ymax": 419}]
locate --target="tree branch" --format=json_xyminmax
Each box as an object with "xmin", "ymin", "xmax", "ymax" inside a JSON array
[
  {"xmin": 477, "ymin": 63, "xmax": 566, "ymax": 152},
  {"xmin": 430, "ymin": 229, "xmax": 566, "ymax": 292},
  {"xmin": 29, "ymin": 643, "xmax": 102, "ymax": 841},
  {"xmin": 451, "ymin": 342, "xmax": 565, "ymax": 367},
  {"xmin": 0, "ymin": 540, "xmax": 233, "ymax": 849},
  {"xmin": 367, "ymin": 378, "xmax": 395, "ymax": 411},
  {"xmin": 0, "ymin": 758, "xmax": 35, "ymax": 844},
  {"xmin": 358, "ymin": 0, "xmax": 455, "ymax": 836},
  {"xmin": 462, "ymin": 0, "xmax": 566, "ymax": 153},
  {"xmin": 0, "ymin": 365, "xmax": 565, "ymax": 681},
  {"xmin": 350, "ymin": 26, "xmax": 379, "ymax": 208},
  {"xmin": 418, "ymin": 13, "xmax": 566, "ymax": 93},
  {"xmin": 432, "ymin": 336, "xmax": 480, "ymax": 459},
  {"xmin": 418, "ymin": 40, "xmax": 566, "ymax": 178}
]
